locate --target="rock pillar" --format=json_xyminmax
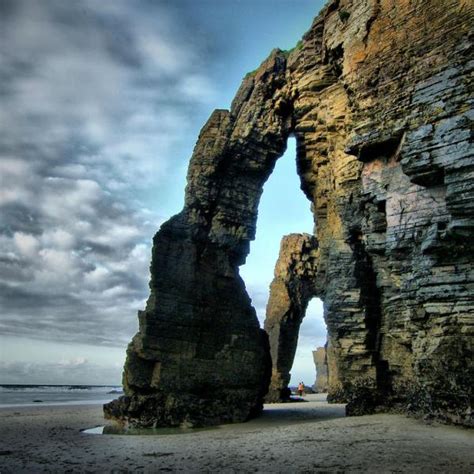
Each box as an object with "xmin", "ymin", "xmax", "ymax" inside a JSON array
[
  {"xmin": 313, "ymin": 346, "xmax": 329, "ymax": 393},
  {"xmin": 264, "ymin": 234, "xmax": 319, "ymax": 402}
]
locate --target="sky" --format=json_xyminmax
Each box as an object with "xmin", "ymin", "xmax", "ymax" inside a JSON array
[{"xmin": 0, "ymin": 0, "xmax": 326, "ymax": 387}]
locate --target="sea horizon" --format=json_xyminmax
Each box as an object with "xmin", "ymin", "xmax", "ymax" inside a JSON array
[{"xmin": 0, "ymin": 383, "xmax": 123, "ymax": 408}]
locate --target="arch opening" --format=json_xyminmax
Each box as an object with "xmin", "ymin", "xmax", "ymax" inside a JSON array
[
  {"xmin": 104, "ymin": 50, "xmax": 335, "ymax": 426},
  {"xmin": 240, "ymin": 136, "xmax": 314, "ymax": 325},
  {"xmin": 291, "ymin": 297, "xmax": 327, "ymax": 394},
  {"xmin": 239, "ymin": 135, "xmax": 327, "ymax": 403}
]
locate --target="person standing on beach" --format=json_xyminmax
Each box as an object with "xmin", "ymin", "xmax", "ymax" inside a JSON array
[{"xmin": 297, "ymin": 382, "xmax": 305, "ymax": 397}]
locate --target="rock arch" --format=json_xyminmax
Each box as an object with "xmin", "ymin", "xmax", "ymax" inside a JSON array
[
  {"xmin": 264, "ymin": 233, "xmax": 321, "ymax": 402},
  {"xmin": 104, "ymin": 51, "xmax": 296, "ymax": 427},
  {"xmin": 105, "ymin": 0, "xmax": 473, "ymax": 428}
]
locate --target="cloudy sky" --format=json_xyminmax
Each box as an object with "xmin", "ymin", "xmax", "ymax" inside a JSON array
[{"xmin": 0, "ymin": 0, "xmax": 326, "ymax": 386}]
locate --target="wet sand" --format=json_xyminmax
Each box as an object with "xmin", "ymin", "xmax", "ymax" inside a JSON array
[{"xmin": 1, "ymin": 394, "xmax": 473, "ymax": 473}]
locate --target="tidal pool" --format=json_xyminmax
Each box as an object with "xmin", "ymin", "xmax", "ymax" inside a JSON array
[{"xmin": 82, "ymin": 425, "xmax": 218, "ymax": 436}]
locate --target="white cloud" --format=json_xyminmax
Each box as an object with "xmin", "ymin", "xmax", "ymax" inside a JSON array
[
  {"xmin": 142, "ymin": 37, "xmax": 185, "ymax": 74},
  {"xmin": 102, "ymin": 285, "xmax": 130, "ymax": 298},
  {"xmin": 40, "ymin": 178, "xmax": 102, "ymax": 220},
  {"xmin": 39, "ymin": 248, "xmax": 76, "ymax": 274},
  {"xmin": 13, "ymin": 233, "xmax": 40, "ymax": 258},
  {"xmin": 179, "ymin": 74, "xmax": 217, "ymax": 103},
  {"xmin": 84, "ymin": 266, "xmax": 110, "ymax": 287},
  {"xmin": 59, "ymin": 357, "xmax": 88, "ymax": 367},
  {"xmin": 92, "ymin": 224, "xmax": 141, "ymax": 247},
  {"xmin": 0, "ymin": 158, "xmax": 36, "ymax": 206},
  {"xmin": 0, "ymin": 158, "xmax": 29, "ymax": 176},
  {"xmin": 42, "ymin": 229, "xmax": 76, "ymax": 250}
]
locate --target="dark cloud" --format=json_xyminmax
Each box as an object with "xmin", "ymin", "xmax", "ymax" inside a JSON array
[
  {"xmin": 0, "ymin": 359, "xmax": 123, "ymax": 385},
  {"xmin": 0, "ymin": 282, "xmax": 138, "ymax": 346},
  {"xmin": 0, "ymin": 203, "xmax": 42, "ymax": 237},
  {"xmin": 0, "ymin": 0, "xmax": 18, "ymax": 18},
  {"xmin": 0, "ymin": 0, "xmax": 218, "ymax": 347},
  {"xmin": 1, "ymin": 0, "xmax": 324, "ymax": 372}
]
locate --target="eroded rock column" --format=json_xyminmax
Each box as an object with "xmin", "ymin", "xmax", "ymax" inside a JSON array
[
  {"xmin": 264, "ymin": 234, "xmax": 319, "ymax": 402},
  {"xmin": 313, "ymin": 346, "xmax": 329, "ymax": 393}
]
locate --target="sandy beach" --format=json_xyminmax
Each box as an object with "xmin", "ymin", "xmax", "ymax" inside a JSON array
[{"xmin": 1, "ymin": 394, "xmax": 473, "ymax": 473}]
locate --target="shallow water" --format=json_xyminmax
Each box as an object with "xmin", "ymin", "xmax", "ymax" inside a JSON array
[
  {"xmin": 82, "ymin": 426, "xmax": 105, "ymax": 434},
  {"xmin": 82, "ymin": 424, "xmax": 219, "ymax": 436}
]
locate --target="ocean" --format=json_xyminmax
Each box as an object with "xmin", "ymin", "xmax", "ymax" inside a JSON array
[{"xmin": 0, "ymin": 384, "xmax": 123, "ymax": 407}]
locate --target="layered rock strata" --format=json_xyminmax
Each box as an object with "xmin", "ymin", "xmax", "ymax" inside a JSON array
[
  {"xmin": 313, "ymin": 346, "xmax": 329, "ymax": 393},
  {"xmin": 106, "ymin": 0, "xmax": 474, "ymax": 427},
  {"xmin": 264, "ymin": 234, "xmax": 319, "ymax": 402}
]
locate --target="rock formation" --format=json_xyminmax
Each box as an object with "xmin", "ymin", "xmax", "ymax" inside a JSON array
[
  {"xmin": 313, "ymin": 346, "xmax": 329, "ymax": 393},
  {"xmin": 105, "ymin": 0, "xmax": 474, "ymax": 427},
  {"xmin": 264, "ymin": 234, "xmax": 319, "ymax": 402}
]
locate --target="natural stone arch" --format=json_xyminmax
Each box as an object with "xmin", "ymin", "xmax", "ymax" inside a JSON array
[
  {"xmin": 105, "ymin": 0, "xmax": 474, "ymax": 428},
  {"xmin": 104, "ymin": 51, "xmax": 296, "ymax": 427},
  {"xmin": 264, "ymin": 233, "xmax": 321, "ymax": 402}
]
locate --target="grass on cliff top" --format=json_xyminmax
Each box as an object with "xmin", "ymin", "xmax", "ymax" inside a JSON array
[
  {"xmin": 281, "ymin": 39, "xmax": 304, "ymax": 57},
  {"xmin": 244, "ymin": 40, "xmax": 304, "ymax": 79}
]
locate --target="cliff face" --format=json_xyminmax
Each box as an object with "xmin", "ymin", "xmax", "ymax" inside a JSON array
[{"xmin": 105, "ymin": 0, "xmax": 474, "ymax": 427}]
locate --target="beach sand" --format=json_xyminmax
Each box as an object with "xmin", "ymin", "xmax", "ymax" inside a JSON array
[{"xmin": 1, "ymin": 394, "xmax": 473, "ymax": 473}]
